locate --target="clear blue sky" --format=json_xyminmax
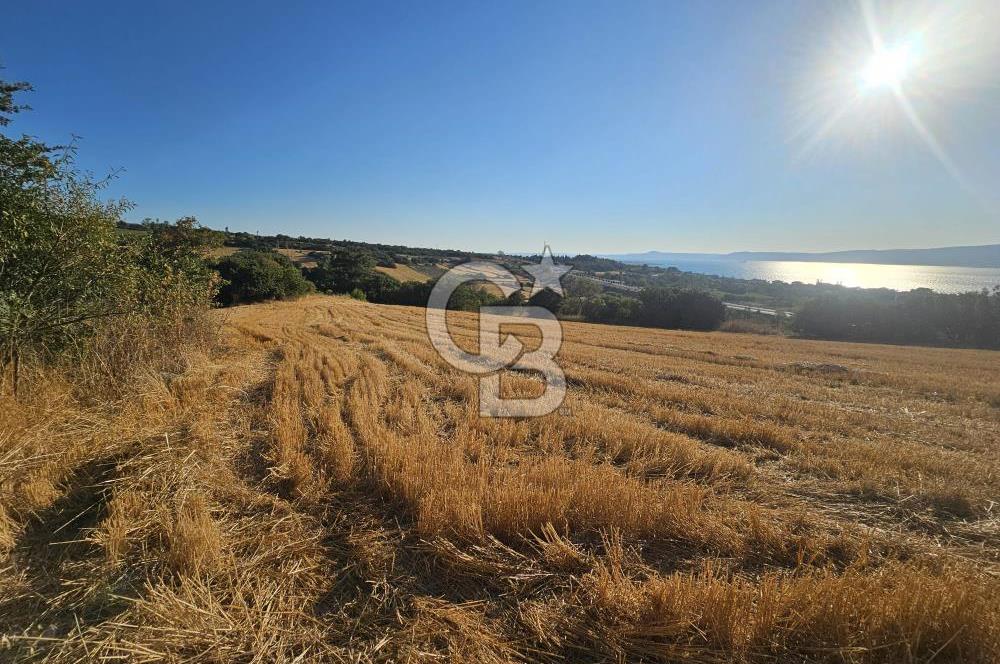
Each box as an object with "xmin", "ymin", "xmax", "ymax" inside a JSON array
[{"xmin": 4, "ymin": 0, "xmax": 998, "ymax": 253}]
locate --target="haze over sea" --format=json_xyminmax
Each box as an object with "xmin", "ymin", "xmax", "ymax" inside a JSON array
[{"xmin": 638, "ymin": 259, "xmax": 1000, "ymax": 294}]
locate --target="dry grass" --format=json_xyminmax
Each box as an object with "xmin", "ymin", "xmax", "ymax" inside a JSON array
[
  {"xmin": 207, "ymin": 246, "xmax": 327, "ymax": 268},
  {"xmin": 204, "ymin": 245, "xmax": 240, "ymax": 259},
  {"xmin": 719, "ymin": 318, "xmax": 784, "ymax": 335},
  {"xmin": 275, "ymin": 247, "xmax": 325, "ymax": 268},
  {"xmin": 375, "ymin": 263, "xmax": 432, "ymax": 283},
  {"xmin": 1, "ymin": 294, "xmax": 998, "ymax": 662}
]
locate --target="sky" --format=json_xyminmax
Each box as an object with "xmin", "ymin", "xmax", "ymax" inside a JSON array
[{"xmin": 4, "ymin": 0, "xmax": 999, "ymax": 254}]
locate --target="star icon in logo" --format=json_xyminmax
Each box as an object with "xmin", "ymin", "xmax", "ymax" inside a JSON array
[{"xmin": 524, "ymin": 244, "xmax": 571, "ymax": 297}]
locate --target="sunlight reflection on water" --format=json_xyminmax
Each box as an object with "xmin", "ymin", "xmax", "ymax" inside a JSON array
[{"xmin": 648, "ymin": 260, "xmax": 1000, "ymax": 293}]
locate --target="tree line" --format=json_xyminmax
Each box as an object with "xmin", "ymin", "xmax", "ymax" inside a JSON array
[
  {"xmin": 793, "ymin": 288, "xmax": 1000, "ymax": 349},
  {"xmin": 159, "ymin": 240, "xmax": 1000, "ymax": 350},
  {"xmin": 210, "ymin": 247, "xmax": 729, "ymax": 331}
]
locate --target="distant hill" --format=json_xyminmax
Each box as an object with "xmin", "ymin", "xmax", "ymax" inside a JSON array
[{"xmin": 605, "ymin": 244, "xmax": 1000, "ymax": 268}]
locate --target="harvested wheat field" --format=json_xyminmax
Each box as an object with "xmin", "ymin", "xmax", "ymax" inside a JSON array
[
  {"xmin": 375, "ymin": 263, "xmax": 433, "ymax": 283},
  {"xmin": 2, "ymin": 294, "xmax": 999, "ymax": 662}
]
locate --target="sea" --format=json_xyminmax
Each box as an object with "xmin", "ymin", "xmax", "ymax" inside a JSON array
[{"xmin": 639, "ymin": 259, "xmax": 1000, "ymax": 294}]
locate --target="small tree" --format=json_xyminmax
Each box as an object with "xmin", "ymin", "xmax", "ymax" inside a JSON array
[
  {"xmin": 1, "ymin": 77, "xmax": 136, "ymax": 392},
  {"xmin": 564, "ymin": 275, "xmax": 602, "ymax": 298},
  {"xmin": 505, "ymin": 289, "xmax": 526, "ymax": 306},
  {"xmin": 581, "ymin": 294, "xmax": 641, "ymax": 324},
  {"xmin": 360, "ymin": 272, "xmax": 400, "ymax": 302},
  {"xmin": 1, "ymin": 78, "xmax": 220, "ymax": 393},
  {"xmin": 381, "ymin": 281, "xmax": 434, "ymax": 306},
  {"xmin": 134, "ymin": 217, "xmax": 223, "ymax": 316},
  {"xmin": 213, "ymin": 251, "xmax": 313, "ymax": 305},
  {"xmin": 305, "ymin": 249, "xmax": 376, "ymax": 293},
  {"xmin": 528, "ymin": 287, "xmax": 563, "ymax": 314},
  {"xmin": 638, "ymin": 287, "xmax": 724, "ymax": 330}
]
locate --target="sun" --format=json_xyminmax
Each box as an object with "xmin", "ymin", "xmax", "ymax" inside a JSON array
[{"xmin": 859, "ymin": 41, "xmax": 916, "ymax": 90}]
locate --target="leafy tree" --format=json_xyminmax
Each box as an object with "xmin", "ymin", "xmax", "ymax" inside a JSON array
[
  {"xmin": 528, "ymin": 287, "xmax": 563, "ymax": 314},
  {"xmin": 305, "ymin": 249, "xmax": 376, "ymax": 293},
  {"xmin": 372, "ymin": 278, "xmax": 514, "ymax": 312},
  {"xmin": 794, "ymin": 288, "xmax": 1000, "ymax": 348},
  {"xmin": 638, "ymin": 287, "xmax": 725, "ymax": 330},
  {"xmin": 1, "ymin": 79, "xmax": 132, "ymax": 391},
  {"xmin": 505, "ymin": 289, "xmax": 526, "ymax": 306},
  {"xmin": 0, "ymin": 78, "xmax": 33, "ymax": 123},
  {"xmin": 380, "ymin": 281, "xmax": 434, "ymax": 306},
  {"xmin": 0, "ymin": 172, "xmax": 135, "ymax": 391},
  {"xmin": 213, "ymin": 251, "xmax": 313, "ymax": 305},
  {"xmin": 558, "ymin": 296, "xmax": 584, "ymax": 317},
  {"xmin": 1, "ymin": 78, "xmax": 220, "ymax": 393},
  {"xmin": 359, "ymin": 272, "xmax": 401, "ymax": 303},
  {"xmin": 448, "ymin": 284, "xmax": 502, "ymax": 312},
  {"xmin": 564, "ymin": 254, "xmax": 624, "ymax": 273},
  {"xmin": 564, "ymin": 275, "xmax": 602, "ymax": 298},
  {"xmin": 794, "ymin": 296, "xmax": 857, "ymax": 340},
  {"xmin": 609, "ymin": 295, "xmax": 642, "ymax": 323},
  {"xmin": 133, "ymin": 217, "xmax": 222, "ymax": 315},
  {"xmin": 581, "ymin": 294, "xmax": 641, "ymax": 324}
]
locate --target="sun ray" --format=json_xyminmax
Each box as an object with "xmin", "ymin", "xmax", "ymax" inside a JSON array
[
  {"xmin": 791, "ymin": 0, "xmax": 1000, "ymax": 208},
  {"xmin": 793, "ymin": 95, "xmax": 861, "ymax": 162},
  {"xmin": 890, "ymin": 83, "xmax": 972, "ymax": 193},
  {"xmin": 858, "ymin": 0, "xmax": 972, "ymax": 193}
]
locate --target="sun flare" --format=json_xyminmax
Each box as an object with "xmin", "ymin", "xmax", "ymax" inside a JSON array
[
  {"xmin": 859, "ymin": 41, "xmax": 916, "ymax": 90},
  {"xmin": 791, "ymin": 0, "xmax": 1000, "ymax": 197}
]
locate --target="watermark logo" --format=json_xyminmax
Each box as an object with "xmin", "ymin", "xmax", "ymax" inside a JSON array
[{"xmin": 426, "ymin": 246, "xmax": 569, "ymax": 417}]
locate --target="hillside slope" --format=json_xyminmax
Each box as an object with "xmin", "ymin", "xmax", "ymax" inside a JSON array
[{"xmin": 2, "ymin": 295, "xmax": 998, "ymax": 662}]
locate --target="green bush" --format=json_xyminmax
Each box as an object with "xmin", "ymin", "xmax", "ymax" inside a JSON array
[
  {"xmin": 447, "ymin": 284, "xmax": 503, "ymax": 312},
  {"xmin": 377, "ymin": 281, "xmax": 434, "ymax": 306},
  {"xmin": 370, "ymin": 279, "xmax": 504, "ymax": 312},
  {"xmin": 581, "ymin": 294, "xmax": 642, "ymax": 324},
  {"xmin": 572, "ymin": 287, "xmax": 723, "ymax": 330},
  {"xmin": 505, "ymin": 290, "xmax": 526, "ymax": 306},
  {"xmin": 134, "ymin": 217, "xmax": 223, "ymax": 315},
  {"xmin": 794, "ymin": 289, "xmax": 1000, "ymax": 348},
  {"xmin": 1, "ymin": 78, "xmax": 219, "ymax": 393},
  {"xmin": 637, "ymin": 287, "xmax": 725, "ymax": 330},
  {"xmin": 359, "ymin": 272, "xmax": 400, "ymax": 302},
  {"xmin": 528, "ymin": 287, "xmax": 563, "ymax": 314},
  {"xmin": 304, "ymin": 250, "xmax": 376, "ymax": 293},
  {"xmin": 213, "ymin": 251, "xmax": 313, "ymax": 305}
]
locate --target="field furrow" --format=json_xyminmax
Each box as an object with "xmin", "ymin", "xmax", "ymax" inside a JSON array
[{"xmin": 2, "ymin": 294, "xmax": 998, "ymax": 662}]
